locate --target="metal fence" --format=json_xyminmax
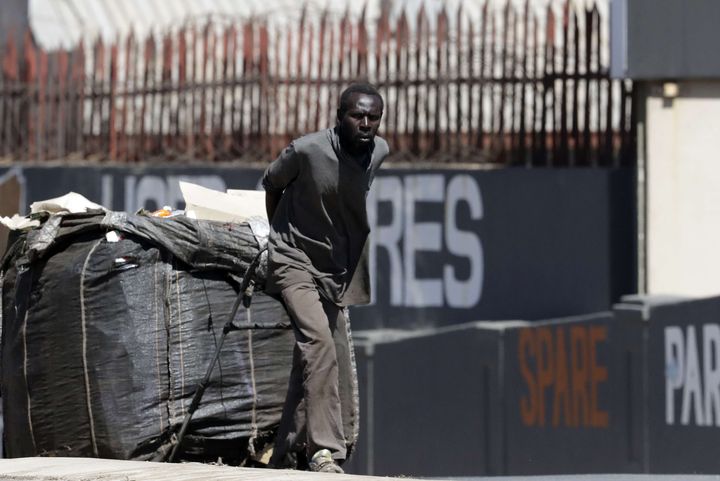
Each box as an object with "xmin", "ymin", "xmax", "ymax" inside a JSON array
[{"xmin": 0, "ymin": 1, "xmax": 633, "ymax": 166}]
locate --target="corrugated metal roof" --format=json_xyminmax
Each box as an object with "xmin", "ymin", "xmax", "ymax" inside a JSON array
[
  {"xmin": 28, "ymin": 0, "xmax": 608, "ymax": 51},
  {"xmin": 29, "ymin": 0, "xmax": 372, "ymax": 50}
]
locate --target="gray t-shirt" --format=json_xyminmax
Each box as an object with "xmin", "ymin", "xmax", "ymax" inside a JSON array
[{"xmin": 262, "ymin": 127, "xmax": 388, "ymax": 306}]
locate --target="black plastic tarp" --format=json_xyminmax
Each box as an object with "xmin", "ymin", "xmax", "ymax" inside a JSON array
[{"xmin": 0, "ymin": 212, "xmax": 295, "ymax": 462}]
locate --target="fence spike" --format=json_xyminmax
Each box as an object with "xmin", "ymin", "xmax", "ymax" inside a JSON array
[
  {"xmin": 284, "ymin": 23, "xmax": 293, "ymax": 144},
  {"xmin": 315, "ymin": 12, "xmax": 327, "ymax": 132},
  {"xmin": 434, "ymin": 6, "xmax": 448, "ymax": 153},
  {"xmin": 118, "ymin": 31, "xmax": 135, "ymax": 161},
  {"xmin": 339, "ymin": 7, "xmax": 349, "ymax": 73},
  {"xmin": 109, "ymin": 43, "xmax": 119, "ymax": 160},
  {"xmin": 570, "ymin": 6, "xmax": 580, "ymax": 165},
  {"xmin": 206, "ymin": 22, "xmax": 218, "ymax": 159},
  {"xmin": 356, "ymin": 3, "xmax": 368, "ymax": 78},
  {"xmin": 488, "ymin": 4, "xmax": 498, "ymax": 151},
  {"xmin": 412, "ymin": 3, "xmax": 427, "ymax": 155},
  {"xmin": 225, "ymin": 24, "xmax": 239, "ymax": 154},
  {"xmin": 477, "ymin": 0, "xmax": 489, "ymax": 151},
  {"xmin": 23, "ymin": 29, "xmax": 37, "ymax": 82},
  {"xmin": 497, "ymin": 0, "xmax": 512, "ymax": 159},
  {"xmin": 546, "ymin": 4, "xmax": 556, "ymax": 46},
  {"xmin": 303, "ymin": 22, "xmax": 314, "ymax": 133},
  {"xmin": 528, "ymin": 10, "xmax": 539, "ymax": 163},
  {"xmin": 466, "ymin": 7, "xmax": 475, "ymax": 152},
  {"xmin": 325, "ymin": 17, "xmax": 336, "ymax": 133},
  {"xmin": 37, "ymin": 49, "xmax": 48, "ymax": 160},
  {"xmin": 293, "ymin": 10, "xmax": 306, "ymax": 136},
  {"xmin": 2, "ymin": 32, "xmax": 18, "ymax": 80},
  {"xmin": 70, "ymin": 41, "xmax": 85, "ymax": 154},
  {"xmin": 394, "ymin": 8, "xmax": 408, "ymax": 151},
  {"xmin": 187, "ymin": 25, "xmax": 197, "ymax": 158},
  {"xmin": 508, "ymin": 0, "xmax": 520, "ymax": 163},
  {"xmin": 517, "ymin": 0, "xmax": 530, "ymax": 164},
  {"xmin": 137, "ymin": 33, "xmax": 155, "ymax": 160},
  {"xmin": 360, "ymin": 1, "xmax": 367, "ymax": 24},
  {"xmin": 23, "ymin": 29, "xmax": 37, "ymax": 161},
  {"xmin": 270, "ymin": 25, "xmax": 282, "ymax": 155}
]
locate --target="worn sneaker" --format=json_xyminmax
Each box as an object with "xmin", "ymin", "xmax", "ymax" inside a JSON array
[{"xmin": 308, "ymin": 449, "xmax": 344, "ymax": 473}]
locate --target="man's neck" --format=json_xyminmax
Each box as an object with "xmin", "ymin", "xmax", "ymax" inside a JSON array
[{"xmin": 339, "ymin": 137, "xmax": 371, "ymax": 165}]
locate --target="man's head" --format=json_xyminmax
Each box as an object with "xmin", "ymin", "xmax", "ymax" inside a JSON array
[{"xmin": 336, "ymin": 83, "xmax": 384, "ymax": 155}]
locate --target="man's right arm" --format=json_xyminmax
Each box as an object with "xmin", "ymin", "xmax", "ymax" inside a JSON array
[
  {"xmin": 262, "ymin": 144, "xmax": 300, "ymax": 222},
  {"xmin": 265, "ymin": 190, "xmax": 282, "ymax": 222}
]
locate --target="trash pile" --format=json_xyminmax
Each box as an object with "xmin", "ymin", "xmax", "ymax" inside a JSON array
[{"xmin": 0, "ymin": 184, "xmax": 294, "ymax": 464}]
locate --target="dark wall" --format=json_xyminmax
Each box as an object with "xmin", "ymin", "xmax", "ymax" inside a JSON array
[
  {"xmin": 360, "ymin": 168, "xmax": 636, "ymax": 329},
  {"xmin": 612, "ymin": 0, "xmax": 720, "ymax": 79},
  {"xmin": 343, "ymin": 326, "xmax": 504, "ymax": 477},
  {"xmin": 503, "ymin": 313, "xmax": 644, "ymax": 474},
  {"xmin": 352, "ymin": 317, "xmax": 642, "ymax": 477},
  {"xmin": 630, "ymin": 296, "xmax": 720, "ymax": 474},
  {"xmin": 345, "ymin": 314, "xmax": 644, "ymax": 477},
  {"xmin": 0, "ymin": 165, "xmax": 636, "ymax": 329},
  {"xmin": 346, "ymin": 295, "xmax": 720, "ymax": 476}
]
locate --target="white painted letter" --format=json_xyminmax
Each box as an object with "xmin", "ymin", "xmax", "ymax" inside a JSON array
[
  {"xmin": 101, "ymin": 174, "xmax": 113, "ymax": 210},
  {"xmin": 443, "ymin": 175, "xmax": 484, "ymax": 308},
  {"xmin": 135, "ymin": 176, "xmax": 167, "ymax": 212},
  {"xmin": 665, "ymin": 326, "xmax": 684, "ymax": 425},
  {"xmin": 404, "ymin": 174, "xmax": 444, "ymax": 307},
  {"xmin": 124, "ymin": 176, "xmax": 136, "ymax": 213},
  {"xmin": 368, "ymin": 176, "xmax": 404, "ymax": 306},
  {"xmin": 704, "ymin": 324, "xmax": 720, "ymax": 426},
  {"xmin": 681, "ymin": 326, "xmax": 705, "ymax": 426}
]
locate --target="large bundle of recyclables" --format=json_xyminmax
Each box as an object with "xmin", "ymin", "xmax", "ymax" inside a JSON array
[{"xmin": 0, "ymin": 183, "xmax": 300, "ymax": 463}]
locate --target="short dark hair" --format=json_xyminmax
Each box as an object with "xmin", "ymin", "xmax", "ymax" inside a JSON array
[{"xmin": 338, "ymin": 82, "xmax": 384, "ymax": 117}]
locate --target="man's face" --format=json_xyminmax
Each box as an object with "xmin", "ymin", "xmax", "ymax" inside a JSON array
[{"xmin": 337, "ymin": 93, "xmax": 383, "ymax": 154}]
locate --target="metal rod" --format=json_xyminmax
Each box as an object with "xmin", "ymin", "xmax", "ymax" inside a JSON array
[
  {"xmin": 167, "ymin": 289, "xmax": 244, "ymax": 462},
  {"xmin": 166, "ymin": 248, "xmax": 268, "ymax": 462}
]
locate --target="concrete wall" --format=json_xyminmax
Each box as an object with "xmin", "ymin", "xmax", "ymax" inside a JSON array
[{"xmin": 645, "ymin": 81, "xmax": 720, "ymax": 297}]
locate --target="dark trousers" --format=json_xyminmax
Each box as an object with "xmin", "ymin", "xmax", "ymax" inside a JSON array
[{"xmin": 271, "ymin": 281, "xmax": 357, "ymax": 464}]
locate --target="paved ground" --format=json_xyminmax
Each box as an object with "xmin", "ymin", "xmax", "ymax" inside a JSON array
[
  {"xmin": 0, "ymin": 457, "xmax": 719, "ymax": 481},
  {"xmin": 0, "ymin": 457, "xmax": 437, "ymax": 481},
  {"xmin": 439, "ymin": 477, "xmax": 720, "ymax": 481}
]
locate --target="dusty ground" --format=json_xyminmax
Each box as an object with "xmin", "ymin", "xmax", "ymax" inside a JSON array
[{"xmin": 1, "ymin": 458, "xmax": 720, "ymax": 481}]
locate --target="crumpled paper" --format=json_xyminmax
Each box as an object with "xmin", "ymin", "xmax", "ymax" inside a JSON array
[
  {"xmin": 0, "ymin": 214, "xmax": 40, "ymax": 230},
  {"xmin": 30, "ymin": 192, "xmax": 106, "ymax": 215}
]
